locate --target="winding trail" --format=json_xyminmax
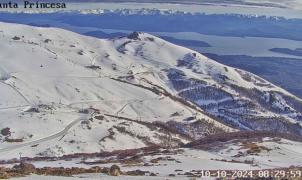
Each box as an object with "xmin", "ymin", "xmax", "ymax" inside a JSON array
[
  {"xmin": 0, "ymin": 81, "xmax": 31, "ymax": 105},
  {"xmin": 0, "ymin": 114, "xmax": 91, "ymax": 153}
]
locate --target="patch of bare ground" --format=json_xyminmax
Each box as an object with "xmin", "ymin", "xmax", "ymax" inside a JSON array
[
  {"xmin": 240, "ymin": 142, "xmax": 271, "ymax": 154},
  {"xmin": 0, "ymin": 147, "xmax": 183, "ymax": 178},
  {"xmin": 177, "ymin": 167, "xmax": 302, "ymax": 179},
  {"xmin": 0, "ymin": 162, "xmax": 160, "ymax": 178},
  {"xmin": 0, "ymin": 146, "xmax": 182, "ymax": 166},
  {"xmin": 210, "ymin": 158, "xmax": 254, "ymax": 165},
  {"xmin": 0, "ymin": 162, "xmax": 107, "ymax": 178},
  {"xmin": 184, "ymin": 131, "xmax": 302, "ymax": 150}
]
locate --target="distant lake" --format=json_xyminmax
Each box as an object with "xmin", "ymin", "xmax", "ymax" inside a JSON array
[{"xmin": 0, "ymin": 11, "xmax": 302, "ymax": 98}]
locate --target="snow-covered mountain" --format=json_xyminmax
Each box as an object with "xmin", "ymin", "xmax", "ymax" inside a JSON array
[
  {"xmin": 0, "ymin": 22, "xmax": 229, "ymax": 158},
  {"xmin": 0, "ymin": 21, "xmax": 302, "ymax": 168},
  {"xmin": 3, "ymin": 1, "xmax": 302, "ymax": 19}
]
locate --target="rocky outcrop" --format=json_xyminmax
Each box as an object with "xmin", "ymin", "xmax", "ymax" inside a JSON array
[
  {"xmin": 109, "ymin": 165, "xmax": 121, "ymax": 176},
  {"xmin": 127, "ymin": 32, "xmax": 141, "ymax": 40},
  {"xmin": 13, "ymin": 162, "xmax": 36, "ymax": 175}
]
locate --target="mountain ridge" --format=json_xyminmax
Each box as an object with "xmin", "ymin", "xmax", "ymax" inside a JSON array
[{"xmin": 0, "ymin": 22, "xmax": 301, "ymax": 160}]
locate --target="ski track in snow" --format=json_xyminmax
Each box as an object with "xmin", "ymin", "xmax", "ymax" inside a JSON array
[{"xmin": 0, "ymin": 113, "xmax": 93, "ymax": 153}]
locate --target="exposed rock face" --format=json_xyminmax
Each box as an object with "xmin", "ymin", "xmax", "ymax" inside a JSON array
[
  {"xmin": 13, "ymin": 162, "xmax": 36, "ymax": 175},
  {"xmin": 0, "ymin": 167, "xmax": 10, "ymax": 179},
  {"xmin": 36, "ymin": 166, "xmax": 103, "ymax": 176},
  {"xmin": 126, "ymin": 169, "xmax": 147, "ymax": 176},
  {"xmin": 127, "ymin": 32, "xmax": 141, "ymax": 40},
  {"xmin": 109, "ymin": 165, "xmax": 121, "ymax": 176},
  {"xmin": 0, "ymin": 127, "xmax": 11, "ymax": 136},
  {"xmin": 0, "ymin": 172, "xmax": 9, "ymax": 179},
  {"xmin": 0, "ymin": 165, "xmax": 106, "ymax": 178}
]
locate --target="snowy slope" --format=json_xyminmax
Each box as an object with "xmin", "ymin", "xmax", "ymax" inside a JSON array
[
  {"xmin": 0, "ymin": 22, "xmax": 301, "ymax": 160},
  {"xmin": 111, "ymin": 32, "xmax": 302, "ymax": 132},
  {"xmin": 0, "ymin": 22, "xmax": 230, "ymax": 159},
  {"xmin": 7, "ymin": 136, "xmax": 302, "ymax": 179}
]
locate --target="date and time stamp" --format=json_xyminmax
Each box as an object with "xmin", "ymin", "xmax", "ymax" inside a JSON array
[{"xmin": 197, "ymin": 170, "xmax": 302, "ymax": 178}]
